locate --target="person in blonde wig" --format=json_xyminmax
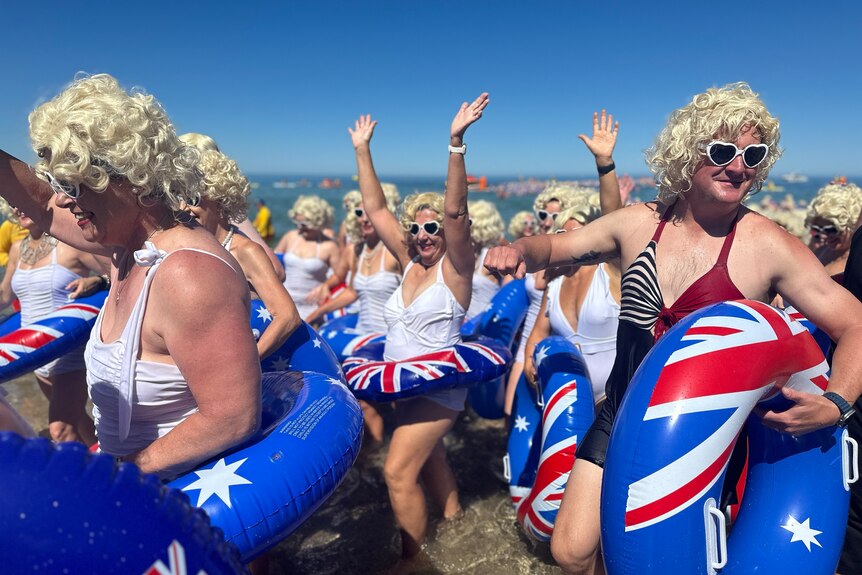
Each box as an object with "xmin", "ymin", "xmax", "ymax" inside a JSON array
[
  {"xmin": 485, "ymin": 82, "xmax": 862, "ymax": 574},
  {"xmin": 177, "ymin": 135, "xmax": 301, "ymax": 360},
  {"xmin": 274, "ymin": 195, "xmax": 340, "ymax": 320},
  {"xmin": 804, "ymin": 180, "xmax": 862, "ymax": 277},
  {"xmin": 465, "ymin": 199, "xmax": 506, "ymax": 319},
  {"xmin": 508, "ymin": 210, "xmax": 537, "ymax": 240},
  {"xmin": 349, "ymin": 93, "xmax": 488, "ymax": 567},
  {"xmin": 0, "ymin": 73, "xmax": 261, "ymax": 480}
]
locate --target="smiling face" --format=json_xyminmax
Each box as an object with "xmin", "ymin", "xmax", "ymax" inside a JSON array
[
  {"xmin": 690, "ymin": 124, "xmax": 762, "ymax": 207},
  {"xmin": 411, "ymin": 208, "xmax": 446, "ymax": 263},
  {"xmin": 539, "ymin": 199, "xmax": 562, "ymax": 232},
  {"xmin": 52, "ymin": 177, "xmax": 142, "ymax": 247},
  {"xmin": 356, "ymin": 203, "xmax": 378, "ymax": 241}
]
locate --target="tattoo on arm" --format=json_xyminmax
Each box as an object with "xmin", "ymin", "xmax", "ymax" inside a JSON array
[{"xmin": 570, "ymin": 251, "xmax": 602, "ymax": 265}]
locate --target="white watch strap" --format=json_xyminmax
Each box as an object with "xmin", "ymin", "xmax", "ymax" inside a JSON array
[{"xmin": 448, "ymin": 144, "xmax": 466, "ymax": 155}]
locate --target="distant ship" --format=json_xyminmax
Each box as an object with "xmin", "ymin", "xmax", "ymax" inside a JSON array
[
  {"xmin": 318, "ymin": 178, "xmax": 342, "ymax": 190},
  {"xmin": 780, "ymin": 172, "xmax": 809, "ymax": 184}
]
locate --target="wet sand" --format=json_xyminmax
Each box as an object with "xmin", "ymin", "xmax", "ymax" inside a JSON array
[{"xmin": 7, "ymin": 376, "xmax": 563, "ymax": 574}]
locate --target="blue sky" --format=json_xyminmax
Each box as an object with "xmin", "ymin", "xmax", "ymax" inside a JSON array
[{"xmin": 1, "ymin": 1, "xmax": 860, "ymax": 178}]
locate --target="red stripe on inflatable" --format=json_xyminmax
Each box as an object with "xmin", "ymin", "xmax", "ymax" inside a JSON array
[
  {"xmin": 0, "ymin": 328, "xmax": 56, "ymax": 348},
  {"xmin": 58, "ymin": 304, "xmax": 98, "ymax": 313},
  {"xmin": 0, "ymin": 349, "xmax": 18, "ymax": 362},
  {"xmin": 649, "ymin": 333, "xmax": 819, "ymax": 407},
  {"xmin": 625, "ymin": 439, "xmax": 736, "ymax": 529},
  {"xmin": 685, "ymin": 326, "xmax": 741, "ymax": 337},
  {"xmin": 812, "ymin": 374, "xmax": 829, "ymax": 391},
  {"xmin": 542, "ymin": 383, "xmax": 577, "ymax": 427}
]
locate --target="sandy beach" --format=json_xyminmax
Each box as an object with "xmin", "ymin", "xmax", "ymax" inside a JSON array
[{"xmin": 5, "ymin": 373, "xmax": 563, "ymax": 574}]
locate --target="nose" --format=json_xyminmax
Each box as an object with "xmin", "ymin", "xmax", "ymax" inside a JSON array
[
  {"xmin": 724, "ymin": 154, "xmax": 747, "ymax": 177},
  {"xmin": 53, "ymin": 192, "xmax": 74, "ymax": 209}
]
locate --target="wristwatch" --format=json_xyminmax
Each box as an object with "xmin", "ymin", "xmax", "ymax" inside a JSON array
[
  {"xmin": 448, "ymin": 144, "xmax": 467, "ymax": 155},
  {"xmin": 822, "ymin": 391, "xmax": 857, "ymax": 427}
]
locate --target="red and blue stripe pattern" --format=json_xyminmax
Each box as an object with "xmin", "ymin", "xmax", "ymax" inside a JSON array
[
  {"xmin": 601, "ymin": 300, "xmax": 849, "ymax": 574},
  {"xmin": 515, "ymin": 337, "xmax": 594, "ymax": 542},
  {"xmin": 343, "ymin": 337, "xmax": 510, "ymax": 402},
  {"xmin": 0, "ymin": 291, "xmax": 106, "ymax": 384},
  {"xmin": 318, "ymin": 314, "xmax": 385, "ymax": 362}
]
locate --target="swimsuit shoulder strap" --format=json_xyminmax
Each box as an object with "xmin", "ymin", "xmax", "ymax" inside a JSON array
[
  {"xmin": 651, "ymin": 201, "xmax": 677, "ymax": 243},
  {"xmin": 716, "ymin": 208, "xmax": 742, "ymax": 266}
]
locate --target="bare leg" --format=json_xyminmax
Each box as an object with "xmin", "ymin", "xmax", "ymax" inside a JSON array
[
  {"xmin": 550, "ymin": 459, "xmax": 604, "ymax": 575},
  {"xmin": 38, "ymin": 370, "xmax": 96, "ymax": 445},
  {"xmin": 360, "ymin": 399, "xmax": 385, "ymax": 444},
  {"xmin": 504, "ymin": 361, "xmax": 524, "ymax": 417},
  {"xmin": 384, "ymin": 398, "xmax": 459, "ymax": 558},
  {"xmin": 420, "ymin": 439, "xmax": 462, "ymax": 519}
]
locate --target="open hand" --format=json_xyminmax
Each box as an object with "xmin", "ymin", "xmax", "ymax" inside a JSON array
[
  {"xmin": 484, "ymin": 244, "xmax": 526, "ymax": 279},
  {"xmin": 578, "ymin": 110, "xmax": 619, "ymax": 163},
  {"xmin": 451, "ymin": 92, "xmax": 489, "ymax": 140},
  {"xmin": 66, "ymin": 276, "xmax": 103, "ymax": 300},
  {"xmin": 349, "ymin": 115, "xmax": 377, "ymax": 149}
]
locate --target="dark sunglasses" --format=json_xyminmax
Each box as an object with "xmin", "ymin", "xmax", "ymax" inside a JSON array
[
  {"xmin": 354, "ymin": 207, "xmax": 365, "ymax": 218},
  {"xmin": 293, "ymin": 219, "xmax": 309, "ymax": 229},
  {"xmin": 810, "ymin": 224, "xmax": 840, "ymax": 239},
  {"xmin": 187, "ymin": 192, "xmax": 202, "ymax": 208},
  {"xmin": 536, "ymin": 209, "xmax": 560, "ymax": 222},
  {"xmin": 704, "ymin": 141, "xmax": 770, "ymax": 169},
  {"xmin": 43, "ymin": 170, "xmax": 82, "ymax": 199},
  {"xmin": 408, "ymin": 221, "xmax": 442, "ymax": 236}
]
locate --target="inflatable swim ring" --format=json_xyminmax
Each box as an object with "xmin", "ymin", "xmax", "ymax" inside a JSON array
[
  {"xmin": 0, "ymin": 432, "xmax": 245, "ymax": 574},
  {"xmin": 0, "ymin": 290, "xmax": 106, "ymax": 384},
  {"xmin": 601, "ymin": 300, "xmax": 853, "ymax": 574},
  {"xmin": 504, "ymin": 372, "xmax": 542, "ymax": 506},
  {"xmin": 170, "ymin": 370, "xmax": 363, "ymax": 561},
  {"xmin": 467, "ymin": 279, "xmax": 531, "ymax": 419},
  {"xmin": 249, "ymin": 300, "xmax": 343, "ymax": 380},
  {"xmin": 514, "ymin": 337, "xmax": 594, "ymax": 542},
  {"xmin": 318, "ymin": 314, "xmax": 385, "ymax": 362},
  {"xmin": 343, "ymin": 337, "xmax": 511, "ymax": 403}
]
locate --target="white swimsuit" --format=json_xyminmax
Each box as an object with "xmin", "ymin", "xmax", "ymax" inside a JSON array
[
  {"xmin": 353, "ymin": 247, "xmax": 400, "ymax": 333},
  {"xmin": 281, "ymin": 238, "xmax": 329, "ymax": 319},
  {"xmin": 466, "ymin": 246, "xmax": 500, "ymax": 320},
  {"xmin": 383, "ymin": 256, "xmax": 467, "ymax": 411},
  {"xmin": 546, "ymin": 264, "xmax": 619, "ymax": 402},
  {"xmin": 10, "ymin": 245, "xmax": 86, "ymax": 377},
  {"xmin": 515, "ymin": 272, "xmax": 544, "ymax": 363},
  {"xmin": 85, "ymin": 242, "xmax": 236, "ymax": 458}
]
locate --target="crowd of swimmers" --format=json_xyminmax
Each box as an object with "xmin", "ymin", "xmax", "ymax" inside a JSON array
[{"xmin": 1, "ymin": 74, "xmax": 862, "ymax": 574}]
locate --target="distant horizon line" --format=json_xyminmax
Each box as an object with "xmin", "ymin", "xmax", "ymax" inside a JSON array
[{"xmin": 243, "ymin": 172, "xmax": 858, "ymax": 181}]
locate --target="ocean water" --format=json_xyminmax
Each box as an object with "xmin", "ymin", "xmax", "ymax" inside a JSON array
[{"xmin": 246, "ymin": 174, "xmax": 836, "ymax": 241}]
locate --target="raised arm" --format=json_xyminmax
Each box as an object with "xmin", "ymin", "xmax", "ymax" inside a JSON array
[
  {"xmin": 349, "ymin": 116, "xmax": 410, "ymax": 266},
  {"xmin": 578, "ymin": 110, "xmax": 622, "ymax": 215},
  {"xmin": 0, "ymin": 150, "xmax": 109, "ymax": 255},
  {"xmin": 444, "ymin": 92, "xmax": 489, "ymax": 277}
]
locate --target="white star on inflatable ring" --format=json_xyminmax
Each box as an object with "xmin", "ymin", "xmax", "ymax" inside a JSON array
[
  {"xmin": 182, "ymin": 458, "xmax": 252, "ymax": 508},
  {"xmin": 256, "ymin": 306, "xmax": 273, "ymax": 323},
  {"xmin": 781, "ymin": 516, "xmax": 823, "ymax": 551}
]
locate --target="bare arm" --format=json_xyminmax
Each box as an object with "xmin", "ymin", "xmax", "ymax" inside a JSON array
[
  {"xmin": 128, "ymin": 252, "xmax": 261, "ymax": 479},
  {"xmin": 484, "ymin": 206, "xmax": 625, "ymax": 279},
  {"xmin": 0, "ymin": 150, "xmax": 110, "ymax": 256},
  {"xmin": 523, "ymin": 290, "xmax": 551, "ymax": 386},
  {"xmin": 349, "ymin": 116, "xmax": 411, "ymax": 267},
  {"xmin": 444, "ymin": 92, "xmax": 489, "ymax": 277},
  {"xmin": 578, "ymin": 110, "xmax": 623, "ymax": 215},
  {"xmin": 237, "ymin": 239, "xmax": 302, "ymax": 359},
  {"xmin": 0, "ymin": 242, "xmax": 19, "ymax": 309},
  {"xmin": 238, "ymin": 219, "xmax": 285, "ymax": 282},
  {"xmin": 759, "ymin": 229, "xmax": 862, "ymax": 434}
]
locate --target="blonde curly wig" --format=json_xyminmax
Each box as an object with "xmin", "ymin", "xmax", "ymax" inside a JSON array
[
  {"xmin": 645, "ymin": 82, "xmax": 782, "ymax": 204},
  {"xmin": 468, "ymin": 200, "xmax": 505, "ymax": 248},
  {"xmin": 28, "ymin": 73, "xmax": 200, "ymax": 212},
  {"xmin": 805, "ymin": 181, "xmax": 862, "ymax": 233},
  {"xmin": 196, "ymin": 150, "xmax": 251, "ymax": 224},
  {"xmin": 400, "ymin": 192, "xmax": 444, "ymax": 231},
  {"xmin": 344, "ymin": 184, "xmax": 401, "ymax": 242},
  {"xmin": 551, "ymin": 193, "xmax": 602, "ymax": 232},
  {"xmin": 288, "ymin": 195, "xmax": 334, "ymax": 230},
  {"xmin": 508, "ymin": 210, "xmax": 537, "ymax": 239},
  {"xmin": 533, "ymin": 181, "xmax": 595, "ymax": 212},
  {"xmin": 179, "ymin": 132, "xmax": 220, "ymax": 153}
]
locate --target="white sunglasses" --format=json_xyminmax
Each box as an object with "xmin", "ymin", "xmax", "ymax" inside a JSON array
[{"xmin": 703, "ymin": 141, "xmax": 770, "ymax": 169}]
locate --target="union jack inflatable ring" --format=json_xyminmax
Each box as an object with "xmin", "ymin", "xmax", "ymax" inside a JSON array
[
  {"xmin": 601, "ymin": 300, "xmax": 855, "ymax": 574},
  {"xmin": 0, "ymin": 290, "xmax": 106, "ymax": 384}
]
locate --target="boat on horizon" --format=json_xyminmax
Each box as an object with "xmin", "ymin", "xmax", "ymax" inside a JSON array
[{"xmin": 780, "ymin": 172, "xmax": 809, "ymax": 184}]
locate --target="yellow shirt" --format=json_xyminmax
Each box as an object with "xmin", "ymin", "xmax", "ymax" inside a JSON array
[
  {"xmin": 0, "ymin": 221, "xmax": 27, "ymax": 267},
  {"xmin": 252, "ymin": 205, "xmax": 275, "ymax": 242}
]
